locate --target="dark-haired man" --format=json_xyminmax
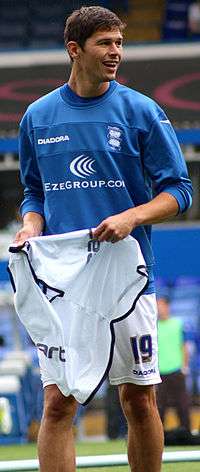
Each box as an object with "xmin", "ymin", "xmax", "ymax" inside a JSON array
[{"xmin": 15, "ymin": 6, "xmax": 192, "ymax": 472}]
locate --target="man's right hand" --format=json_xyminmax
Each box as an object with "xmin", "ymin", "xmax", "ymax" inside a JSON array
[
  {"xmin": 13, "ymin": 212, "xmax": 44, "ymax": 246},
  {"xmin": 14, "ymin": 225, "xmax": 38, "ymax": 247}
]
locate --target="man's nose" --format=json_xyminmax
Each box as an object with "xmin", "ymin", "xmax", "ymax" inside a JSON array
[{"xmin": 109, "ymin": 43, "xmax": 119, "ymax": 55}]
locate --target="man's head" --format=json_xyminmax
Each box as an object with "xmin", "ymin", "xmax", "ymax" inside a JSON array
[
  {"xmin": 64, "ymin": 6, "xmax": 125, "ymax": 52},
  {"xmin": 64, "ymin": 6, "xmax": 125, "ymax": 85},
  {"xmin": 157, "ymin": 296, "xmax": 170, "ymax": 321}
]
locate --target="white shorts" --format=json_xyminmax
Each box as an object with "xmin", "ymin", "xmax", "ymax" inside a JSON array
[{"xmin": 109, "ymin": 293, "xmax": 161, "ymax": 386}]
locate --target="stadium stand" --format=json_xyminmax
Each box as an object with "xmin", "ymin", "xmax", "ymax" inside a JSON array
[
  {"xmin": 0, "ymin": 0, "xmax": 198, "ymax": 50},
  {"xmin": 162, "ymin": 0, "xmax": 190, "ymax": 40},
  {"xmin": 0, "ymin": 0, "xmax": 29, "ymax": 49},
  {"xmin": 0, "ymin": 254, "xmax": 43, "ymax": 442},
  {"xmin": 123, "ymin": 0, "xmax": 164, "ymax": 42},
  {"xmin": 0, "ymin": 375, "xmax": 27, "ymax": 441},
  {"xmin": 0, "ymin": 0, "xmax": 129, "ymax": 50}
]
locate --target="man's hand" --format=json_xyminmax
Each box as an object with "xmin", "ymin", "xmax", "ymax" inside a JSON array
[
  {"xmin": 13, "ymin": 212, "xmax": 44, "ymax": 246},
  {"xmin": 14, "ymin": 225, "xmax": 38, "ymax": 246},
  {"xmin": 93, "ymin": 209, "xmax": 136, "ymax": 243}
]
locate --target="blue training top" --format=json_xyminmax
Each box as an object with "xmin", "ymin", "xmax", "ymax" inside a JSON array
[{"xmin": 19, "ymin": 80, "xmax": 193, "ymax": 293}]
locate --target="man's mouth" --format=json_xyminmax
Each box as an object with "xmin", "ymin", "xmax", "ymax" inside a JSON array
[{"xmin": 103, "ymin": 61, "xmax": 119, "ymax": 71}]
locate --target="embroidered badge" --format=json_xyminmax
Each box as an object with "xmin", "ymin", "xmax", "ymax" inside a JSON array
[{"xmin": 107, "ymin": 126, "xmax": 122, "ymax": 150}]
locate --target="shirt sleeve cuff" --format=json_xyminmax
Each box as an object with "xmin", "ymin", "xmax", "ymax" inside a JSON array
[
  {"xmin": 163, "ymin": 187, "xmax": 192, "ymax": 213},
  {"xmin": 20, "ymin": 201, "xmax": 44, "ymax": 218}
]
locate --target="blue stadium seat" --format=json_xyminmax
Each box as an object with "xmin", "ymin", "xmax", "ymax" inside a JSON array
[
  {"xmin": 170, "ymin": 295, "xmax": 200, "ymax": 320},
  {"xmin": 0, "ymin": 375, "xmax": 27, "ymax": 443},
  {"xmin": 0, "ymin": 23, "xmax": 27, "ymax": 49},
  {"xmin": 162, "ymin": 0, "xmax": 189, "ymax": 40},
  {"xmin": 0, "ymin": 310, "xmax": 15, "ymax": 350}
]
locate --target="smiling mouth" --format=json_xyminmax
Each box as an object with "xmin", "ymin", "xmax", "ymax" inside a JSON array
[{"xmin": 103, "ymin": 62, "xmax": 119, "ymax": 70}]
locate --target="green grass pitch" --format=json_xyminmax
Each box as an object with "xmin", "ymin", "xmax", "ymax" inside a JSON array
[{"xmin": 0, "ymin": 440, "xmax": 200, "ymax": 471}]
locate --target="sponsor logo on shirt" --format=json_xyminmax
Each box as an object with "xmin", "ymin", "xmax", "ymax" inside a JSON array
[
  {"xmin": 44, "ymin": 180, "xmax": 125, "ymax": 191},
  {"xmin": 107, "ymin": 126, "xmax": 122, "ymax": 150},
  {"xmin": 38, "ymin": 135, "xmax": 69, "ymax": 145},
  {"xmin": 44, "ymin": 153, "xmax": 125, "ymax": 191},
  {"xmin": 70, "ymin": 154, "xmax": 96, "ymax": 178}
]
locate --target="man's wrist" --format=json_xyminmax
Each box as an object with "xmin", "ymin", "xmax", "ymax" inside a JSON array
[{"xmin": 126, "ymin": 206, "xmax": 144, "ymax": 228}]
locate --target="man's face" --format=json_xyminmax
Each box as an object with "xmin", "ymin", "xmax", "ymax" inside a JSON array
[
  {"xmin": 76, "ymin": 28, "xmax": 123, "ymax": 83},
  {"xmin": 157, "ymin": 298, "xmax": 170, "ymax": 320}
]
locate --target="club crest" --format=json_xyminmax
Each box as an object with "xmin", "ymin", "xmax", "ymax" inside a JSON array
[{"xmin": 107, "ymin": 126, "xmax": 122, "ymax": 150}]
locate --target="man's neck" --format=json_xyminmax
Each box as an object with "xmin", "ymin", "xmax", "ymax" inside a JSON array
[{"xmin": 68, "ymin": 74, "xmax": 109, "ymax": 98}]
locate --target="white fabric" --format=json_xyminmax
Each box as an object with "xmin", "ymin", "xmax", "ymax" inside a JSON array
[
  {"xmin": 8, "ymin": 229, "xmax": 148, "ymax": 404},
  {"xmin": 109, "ymin": 293, "xmax": 161, "ymax": 386}
]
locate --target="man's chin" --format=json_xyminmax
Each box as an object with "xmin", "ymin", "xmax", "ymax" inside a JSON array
[{"xmin": 102, "ymin": 73, "xmax": 116, "ymax": 82}]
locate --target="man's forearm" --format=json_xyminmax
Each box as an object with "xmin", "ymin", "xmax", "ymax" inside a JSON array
[{"xmin": 130, "ymin": 192, "xmax": 179, "ymax": 227}]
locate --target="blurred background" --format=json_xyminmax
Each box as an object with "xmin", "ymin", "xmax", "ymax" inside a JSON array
[{"xmin": 0, "ymin": 0, "xmax": 200, "ymax": 446}]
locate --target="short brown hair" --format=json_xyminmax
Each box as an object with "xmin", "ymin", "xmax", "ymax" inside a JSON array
[{"xmin": 64, "ymin": 6, "xmax": 125, "ymax": 50}]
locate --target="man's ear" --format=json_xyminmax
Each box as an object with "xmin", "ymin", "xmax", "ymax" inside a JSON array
[{"xmin": 67, "ymin": 41, "xmax": 82, "ymax": 61}]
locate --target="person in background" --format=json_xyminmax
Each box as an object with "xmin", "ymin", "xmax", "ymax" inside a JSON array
[
  {"xmin": 0, "ymin": 335, "xmax": 7, "ymax": 360},
  {"xmin": 156, "ymin": 295, "xmax": 191, "ymax": 432},
  {"xmin": 105, "ymin": 383, "xmax": 127, "ymax": 439},
  {"xmin": 188, "ymin": 0, "xmax": 200, "ymax": 39}
]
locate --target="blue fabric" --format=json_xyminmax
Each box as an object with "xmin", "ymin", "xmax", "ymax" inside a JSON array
[
  {"xmin": 19, "ymin": 80, "xmax": 193, "ymax": 294},
  {"xmin": 64, "ymin": 82, "xmax": 114, "ymax": 104}
]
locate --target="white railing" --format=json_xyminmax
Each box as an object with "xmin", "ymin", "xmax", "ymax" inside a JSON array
[{"xmin": 0, "ymin": 450, "xmax": 200, "ymax": 471}]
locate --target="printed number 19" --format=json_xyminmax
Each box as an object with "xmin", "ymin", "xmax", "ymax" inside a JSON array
[{"xmin": 130, "ymin": 335, "xmax": 152, "ymax": 364}]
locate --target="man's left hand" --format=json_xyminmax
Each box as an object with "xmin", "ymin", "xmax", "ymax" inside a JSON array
[{"xmin": 92, "ymin": 209, "xmax": 136, "ymax": 243}]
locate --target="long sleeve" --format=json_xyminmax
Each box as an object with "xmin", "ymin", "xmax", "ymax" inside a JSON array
[
  {"xmin": 19, "ymin": 121, "xmax": 44, "ymax": 218},
  {"xmin": 141, "ymin": 110, "xmax": 193, "ymax": 213}
]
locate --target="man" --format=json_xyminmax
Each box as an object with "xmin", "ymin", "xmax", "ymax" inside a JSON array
[
  {"xmin": 14, "ymin": 6, "xmax": 192, "ymax": 472},
  {"xmin": 188, "ymin": 1, "xmax": 200, "ymax": 39},
  {"xmin": 156, "ymin": 295, "xmax": 191, "ymax": 432}
]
